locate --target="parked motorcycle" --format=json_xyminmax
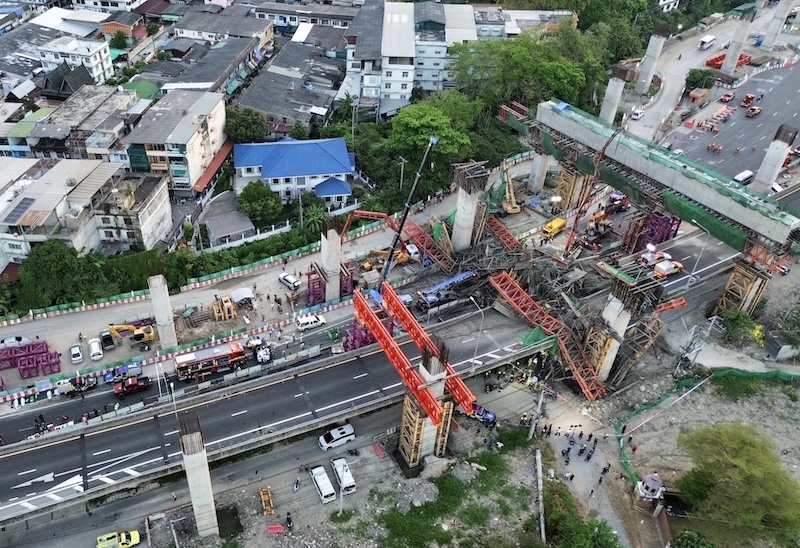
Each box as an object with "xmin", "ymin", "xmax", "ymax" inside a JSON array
[
  {"xmin": 286, "ymin": 512, "xmax": 293, "ymax": 531},
  {"xmin": 293, "ymin": 477, "xmax": 300, "ymax": 493},
  {"xmin": 347, "ymin": 448, "xmax": 360, "ymax": 457}
]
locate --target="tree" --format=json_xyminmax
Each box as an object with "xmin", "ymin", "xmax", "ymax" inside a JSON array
[
  {"xmin": 386, "ymin": 102, "xmax": 470, "ymax": 160},
  {"xmin": 147, "ymin": 22, "xmax": 159, "ymax": 36},
  {"xmin": 238, "ymin": 181, "xmax": 283, "ymax": 224},
  {"xmin": 109, "ymin": 30, "xmax": 128, "ymax": 50},
  {"xmin": 289, "ymin": 121, "xmax": 309, "ymax": 140},
  {"xmin": 421, "ymin": 91, "xmax": 482, "ymax": 133},
  {"xmin": 16, "ymin": 241, "xmax": 116, "ymax": 309},
  {"xmin": 719, "ymin": 308, "xmax": 756, "ymax": 347},
  {"xmin": 677, "ymin": 423, "xmax": 800, "ymax": 533},
  {"xmin": 671, "ymin": 529, "xmax": 716, "ymax": 548},
  {"xmin": 685, "ymin": 68, "xmax": 716, "ymax": 89},
  {"xmin": 225, "ymin": 107, "xmax": 267, "ymax": 143},
  {"xmin": 301, "ymin": 204, "xmax": 329, "ymax": 233}
]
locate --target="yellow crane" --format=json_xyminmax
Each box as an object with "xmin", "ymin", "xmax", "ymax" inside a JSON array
[{"xmin": 501, "ymin": 159, "xmax": 521, "ymax": 214}]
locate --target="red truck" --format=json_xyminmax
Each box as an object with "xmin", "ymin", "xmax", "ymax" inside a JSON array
[{"xmin": 113, "ymin": 376, "xmax": 152, "ymax": 399}]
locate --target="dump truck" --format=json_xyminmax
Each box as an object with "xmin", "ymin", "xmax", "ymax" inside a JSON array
[
  {"xmin": 740, "ymin": 93, "xmax": 756, "ymax": 108},
  {"xmin": 541, "ymin": 217, "xmax": 567, "ymax": 239}
]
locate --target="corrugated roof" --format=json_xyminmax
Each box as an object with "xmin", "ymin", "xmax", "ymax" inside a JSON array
[
  {"xmin": 314, "ymin": 177, "xmax": 351, "ymax": 197},
  {"xmin": 443, "ymin": 4, "xmax": 478, "ymax": 45},
  {"xmin": 234, "ymin": 138, "xmax": 352, "ymax": 179},
  {"xmin": 7, "ymin": 108, "xmax": 55, "ymax": 138},
  {"xmin": 345, "ymin": 0, "xmax": 384, "ymax": 61},
  {"xmin": 194, "ymin": 139, "xmax": 233, "ymax": 192},
  {"xmin": 127, "ymin": 91, "xmax": 224, "ymax": 145}
]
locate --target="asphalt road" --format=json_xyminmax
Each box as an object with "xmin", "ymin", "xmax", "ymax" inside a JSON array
[
  {"xmin": 660, "ymin": 62, "xmax": 799, "ymax": 182},
  {"xmin": 0, "ymin": 311, "xmax": 524, "ymax": 521}
]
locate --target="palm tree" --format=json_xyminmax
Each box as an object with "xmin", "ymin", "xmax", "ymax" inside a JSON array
[{"xmin": 303, "ymin": 204, "xmax": 329, "ymax": 234}]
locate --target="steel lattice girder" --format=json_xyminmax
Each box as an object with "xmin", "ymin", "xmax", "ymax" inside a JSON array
[
  {"xmin": 381, "ymin": 282, "xmax": 476, "ymax": 412},
  {"xmin": 486, "ymin": 215, "xmax": 521, "ymax": 251},
  {"xmin": 489, "ymin": 272, "xmax": 605, "ymax": 401},
  {"xmin": 403, "ymin": 220, "xmax": 455, "ymax": 273},
  {"xmin": 353, "ymin": 290, "xmax": 443, "ymax": 424}
]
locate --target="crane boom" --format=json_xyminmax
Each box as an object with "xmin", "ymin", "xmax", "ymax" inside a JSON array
[{"xmin": 563, "ymin": 127, "xmax": 622, "ymax": 256}]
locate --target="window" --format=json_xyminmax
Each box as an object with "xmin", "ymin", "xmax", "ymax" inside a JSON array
[
  {"xmin": 124, "ymin": 218, "xmax": 133, "ymax": 226},
  {"xmin": 418, "ymin": 49, "xmax": 426, "ymax": 55},
  {"xmin": 283, "ymin": 177, "xmax": 292, "ymax": 183},
  {"xmin": 257, "ymin": 12, "xmax": 265, "ymax": 18},
  {"xmin": 271, "ymin": 178, "xmax": 279, "ymax": 185},
  {"xmin": 385, "ymin": 70, "xmax": 392, "ymax": 77},
  {"xmin": 402, "ymin": 71, "xmax": 408, "ymax": 78},
  {"xmin": 433, "ymin": 62, "xmax": 441, "ymax": 67},
  {"xmin": 101, "ymin": 216, "xmax": 111, "ymax": 224},
  {"xmin": 401, "ymin": 83, "xmax": 408, "ymax": 90},
  {"xmin": 434, "ymin": 50, "xmax": 442, "ymax": 55},
  {"xmin": 284, "ymin": 190, "xmax": 292, "ymax": 197},
  {"xmin": 400, "ymin": 95, "xmax": 407, "ymax": 99},
  {"xmin": 321, "ymin": 19, "xmax": 329, "ymax": 25},
  {"xmin": 310, "ymin": 18, "xmax": 318, "ymax": 23},
  {"xmin": 384, "ymin": 83, "xmax": 391, "ymax": 89},
  {"xmin": 289, "ymin": 16, "xmax": 297, "ymax": 21},
  {"xmin": 8, "ymin": 243, "xmax": 21, "ymax": 250},
  {"xmin": 104, "ymin": 230, "xmax": 114, "ymax": 238},
  {"xmin": 417, "ymin": 61, "xmax": 424, "ymax": 66},
  {"xmin": 416, "ymin": 72, "xmax": 422, "ymax": 78},
  {"xmin": 126, "ymin": 231, "xmax": 136, "ymax": 239}
]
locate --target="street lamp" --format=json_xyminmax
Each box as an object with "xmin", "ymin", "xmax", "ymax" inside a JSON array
[
  {"xmin": 469, "ymin": 296, "xmax": 485, "ymax": 375},
  {"xmin": 398, "ymin": 156, "xmax": 408, "ymax": 190},
  {"xmin": 169, "ymin": 381, "xmax": 178, "ymax": 421},
  {"xmin": 686, "ymin": 219, "xmax": 711, "ymax": 289}
]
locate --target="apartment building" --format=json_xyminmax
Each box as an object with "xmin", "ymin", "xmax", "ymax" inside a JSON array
[
  {"xmin": 37, "ymin": 36, "xmax": 113, "ymax": 83},
  {"xmin": 254, "ymin": 1, "xmax": 358, "ymax": 32},
  {"xmin": 126, "ymin": 91, "xmax": 227, "ymax": 197}
]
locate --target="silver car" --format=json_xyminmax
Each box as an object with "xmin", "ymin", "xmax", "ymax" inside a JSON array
[{"xmin": 69, "ymin": 343, "xmax": 83, "ymax": 364}]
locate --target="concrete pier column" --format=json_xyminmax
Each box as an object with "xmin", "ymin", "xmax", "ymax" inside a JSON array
[
  {"xmin": 753, "ymin": 125, "xmax": 798, "ymax": 194},
  {"xmin": 319, "ymin": 226, "xmax": 341, "ymax": 301},
  {"xmin": 452, "ymin": 186, "xmax": 479, "ymax": 252},
  {"xmin": 148, "ymin": 274, "xmax": 177, "ymax": 349},
  {"xmin": 600, "ymin": 77, "xmax": 626, "ymax": 124},
  {"xmin": 179, "ymin": 413, "xmax": 219, "ymax": 538},
  {"xmin": 635, "ymin": 33, "xmax": 667, "ymax": 95},
  {"xmin": 721, "ymin": 16, "xmax": 752, "ymax": 76},
  {"xmin": 596, "ymin": 296, "xmax": 631, "ymax": 382},
  {"xmin": 762, "ymin": 0, "xmax": 794, "ymax": 51},
  {"xmin": 527, "ymin": 153, "xmax": 549, "ymax": 193}
]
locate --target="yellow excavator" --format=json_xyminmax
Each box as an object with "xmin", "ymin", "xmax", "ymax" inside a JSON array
[
  {"xmin": 501, "ymin": 159, "xmax": 521, "ymax": 215},
  {"xmin": 107, "ymin": 324, "xmax": 156, "ymax": 346}
]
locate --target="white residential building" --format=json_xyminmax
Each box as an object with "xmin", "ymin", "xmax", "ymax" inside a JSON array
[
  {"xmin": 380, "ymin": 2, "xmax": 414, "ymax": 113},
  {"xmin": 37, "ymin": 36, "xmax": 113, "ymax": 83},
  {"xmin": 71, "ymin": 0, "xmax": 148, "ymax": 13}
]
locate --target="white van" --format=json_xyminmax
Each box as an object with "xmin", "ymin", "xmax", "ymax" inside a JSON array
[
  {"xmin": 732, "ymin": 170, "xmax": 754, "ymax": 186},
  {"xmin": 88, "ymin": 338, "xmax": 103, "ymax": 361},
  {"xmin": 769, "ymin": 182, "xmax": 785, "ymax": 196},
  {"xmin": 309, "ymin": 465, "xmax": 337, "ymax": 504},
  {"xmin": 331, "ymin": 457, "xmax": 356, "ymax": 495},
  {"xmin": 295, "ymin": 314, "xmax": 326, "ymax": 332},
  {"xmin": 279, "ymin": 272, "xmax": 301, "ymax": 291}
]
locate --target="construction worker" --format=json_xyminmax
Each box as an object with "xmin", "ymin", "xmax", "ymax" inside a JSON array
[{"xmin": 520, "ymin": 413, "xmax": 528, "ymax": 426}]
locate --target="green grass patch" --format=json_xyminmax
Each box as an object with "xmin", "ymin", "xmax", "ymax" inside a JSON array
[
  {"xmin": 712, "ymin": 375, "xmax": 761, "ymax": 402},
  {"xmin": 459, "ymin": 503, "xmax": 489, "ymax": 527},
  {"xmin": 339, "ymin": 519, "xmax": 370, "ymax": 539},
  {"xmin": 495, "ymin": 425, "xmax": 535, "ymax": 451},
  {"xmin": 330, "ymin": 509, "xmax": 358, "ymax": 523},
  {"xmin": 470, "ymin": 451, "xmax": 509, "ymax": 489},
  {"xmin": 368, "ymin": 488, "xmax": 394, "ymax": 507},
  {"xmin": 221, "ymin": 539, "xmax": 241, "ymax": 548},
  {"xmin": 782, "ymin": 383, "xmax": 799, "ymax": 403},
  {"xmin": 499, "ymin": 484, "xmax": 532, "ymax": 511}
]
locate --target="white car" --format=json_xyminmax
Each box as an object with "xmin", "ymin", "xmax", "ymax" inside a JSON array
[
  {"xmin": 630, "ymin": 109, "xmax": 644, "ymax": 120},
  {"xmin": 69, "ymin": 343, "xmax": 83, "ymax": 364},
  {"xmin": 639, "ymin": 250, "xmax": 671, "ymax": 267},
  {"xmin": 318, "ymin": 423, "xmax": 356, "ymax": 451}
]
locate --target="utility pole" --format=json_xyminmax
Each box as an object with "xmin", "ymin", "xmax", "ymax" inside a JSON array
[
  {"xmin": 298, "ymin": 190, "xmax": 303, "ymax": 229},
  {"xmin": 398, "ymin": 156, "xmax": 408, "ymax": 190}
]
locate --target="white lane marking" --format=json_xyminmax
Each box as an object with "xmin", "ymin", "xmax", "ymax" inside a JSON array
[
  {"xmin": 382, "ymin": 382, "xmax": 402, "ymax": 391},
  {"xmin": 93, "ymin": 449, "xmax": 111, "ymax": 456},
  {"xmin": 353, "ymin": 373, "xmax": 367, "ymax": 379},
  {"xmin": 231, "ymin": 410, "xmax": 248, "ymax": 417},
  {"xmin": 207, "ymin": 411, "xmax": 313, "ymax": 447},
  {"xmin": 123, "ymin": 468, "xmax": 141, "ymax": 477},
  {"xmin": 17, "ymin": 469, "xmax": 36, "ymax": 476},
  {"xmin": 19, "ymin": 501, "xmax": 36, "ymax": 510},
  {"xmin": 165, "ymin": 430, "xmax": 179, "ymax": 436},
  {"xmin": 315, "ymin": 390, "xmax": 379, "ymax": 413},
  {"xmin": 95, "ymin": 476, "xmax": 115, "ymax": 485},
  {"xmin": 462, "ymin": 337, "xmax": 475, "ymax": 343},
  {"xmin": 8, "ymin": 497, "xmax": 18, "ymax": 502},
  {"xmin": 46, "ymin": 494, "xmax": 63, "ymax": 502}
]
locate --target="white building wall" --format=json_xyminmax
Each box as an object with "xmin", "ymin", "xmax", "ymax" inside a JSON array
[
  {"xmin": 137, "ymin": 177, "xmax": 172, "ymax": 249},
  {"xmin": 381, "ymin": 62, "xmax": 413, "ymax": 100},
  {"xmin": 414, "ymin": 41, "xmax": 447, "ymax": 91}
]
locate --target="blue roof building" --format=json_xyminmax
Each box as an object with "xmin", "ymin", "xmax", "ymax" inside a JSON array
[{"xmin": 234, "ymin": 137, "xmax": 354, "ymax": 203}]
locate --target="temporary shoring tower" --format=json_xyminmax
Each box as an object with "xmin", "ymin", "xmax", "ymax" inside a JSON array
[
  {"xmin": 489, "ymin": 272, "xmax": 606, "ymax": 401},
  {"xmin": 352, "ymin": 281, "xmax": 475, "ymax": 467},
  {"xmin": 306, "ymin": 220, "xmax": 355, "ymax": 306}
]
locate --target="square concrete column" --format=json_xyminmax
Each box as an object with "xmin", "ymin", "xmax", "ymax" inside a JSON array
[
  {"xmin": 635, "ymin": 33, "xmax": 667, "ymax": 95},
  {"xmin": 148, "ymin": 274, "xmax": 177, "ymax": 349},
  {"xmin": 452, "ymin": 186, "xmax": 479, "ymax": 252},
  {"xmin": 753, "ymin": 125, "xmax": 797, "ymax": 194},
  {"xmin": 179, "ymin": 413, "xmax": 219, "ymax": 538},
  {"xmin": 600, "ymin": 77, "xmax": 626, "ymax": 124},
  {"xmin": 762, "ymin": 0, "xmax": 795, "ymax": 51},
  {"xmin": 597, "ymin": 296, "xmax": 631, "ymax": 381},
  {"xmin": 721, "ymin": 17, "xmax": 752, "ymax": 75},
  {"xmin": 527, "ymin": 153, "xmax": 549, "ymax": 193},
  {"xmin": 320, "ymin": 227, "xmax": 341, "ymax": 302}
]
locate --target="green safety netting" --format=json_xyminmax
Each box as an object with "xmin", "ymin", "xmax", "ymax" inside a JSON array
[
  {"xmin": 521, "ymin": 326, "xmax": 557, "ymax": 347},
  {"xmin": 540, "ymin": 132, "xmax": 566, "ymax": 162},
  {"xmin": 663, "ymin": 191, "xmax": 748, "ymax": 251},
  {"xmin": 597, "ymin": 165, "xmax": 644, "ymax": 205}
]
